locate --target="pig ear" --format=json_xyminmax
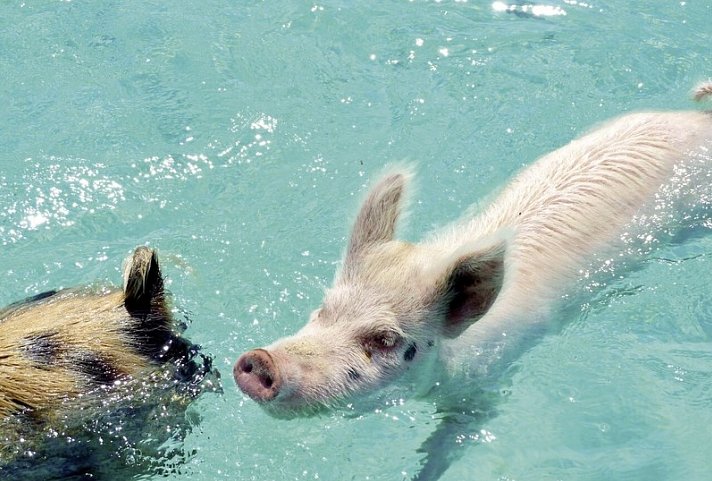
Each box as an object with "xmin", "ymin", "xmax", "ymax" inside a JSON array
[
  {"xmin": 345, "ymin": 170, "xmax": 411, "ymax": 264},
  {"xmin": 123, "ymin": 246, "xmax": 164, "ymax": 315},
  {"xmin": 435, "ymin": 237, "xmax": 506, "ymax": 339}
]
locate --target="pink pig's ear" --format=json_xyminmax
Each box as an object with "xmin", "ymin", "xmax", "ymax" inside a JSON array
[
  {"xmin": 343, "ymin": 169, "xmax": 412, "ymax": 276},
  {"xmin": 432, "ymin": 235, "xmax": 507, "ymax": 339}
]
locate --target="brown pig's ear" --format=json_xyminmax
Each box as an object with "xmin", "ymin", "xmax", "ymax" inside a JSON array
[
  {"xmin": 123, "ymin": 246, "xmax": 164, "ymax": 315},
  {"xmin": 433, "ymin": 236, "xmax": 507, "ymax": 339},
  {"xmin": 343, "ymin": 169, "xmax": 412, "ymax": 275}
]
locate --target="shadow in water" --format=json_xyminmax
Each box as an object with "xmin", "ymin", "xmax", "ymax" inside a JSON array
[{"xmin": 409, "ymin": 384, "xmax": 506, "ymax": 481}]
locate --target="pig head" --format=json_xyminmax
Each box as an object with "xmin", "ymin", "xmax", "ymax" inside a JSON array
[{"xmin": 234, "ymin": 171, "xmax": 506, "ymax": 417}]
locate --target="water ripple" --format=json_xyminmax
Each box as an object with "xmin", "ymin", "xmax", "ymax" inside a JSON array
[{"xmin": 0, "ymin": 157, "xmax": 124, "ymax": 245}]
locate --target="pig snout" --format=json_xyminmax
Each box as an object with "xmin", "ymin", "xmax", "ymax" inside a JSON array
[{"xmin": 234, "ymin": 349, "xmax": 282, "ymax": 402}]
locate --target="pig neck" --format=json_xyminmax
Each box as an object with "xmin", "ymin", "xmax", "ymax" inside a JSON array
[{"xmin": 422, "ymin": 110, "xmax": 712, "ymax": 391}]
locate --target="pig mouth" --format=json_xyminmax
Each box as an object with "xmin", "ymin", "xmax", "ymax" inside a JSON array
[{"xmin": 255, "ymin": 384, "xmax": 415, "ymax": 420}]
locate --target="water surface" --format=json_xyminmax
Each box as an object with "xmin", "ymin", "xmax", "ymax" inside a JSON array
[{"xmin": 1, "ymin": 1, "xmax": 711, "ymax": 480}]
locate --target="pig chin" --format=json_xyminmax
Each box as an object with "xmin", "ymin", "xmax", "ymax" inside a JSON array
[
  {"xmin": 242, "ymin": 372, "xmax": 390, "ymax": 420},
  {"xmin": 255, "ymin": 382, "xmax": 420, "ymax": 420},
  {"xmin": 244, "ymin": 377, "xmax": 362, "ymax": 420},
  {"xmin": 238, "ymin": 362, "xmax": 429, "ymax": 420}
]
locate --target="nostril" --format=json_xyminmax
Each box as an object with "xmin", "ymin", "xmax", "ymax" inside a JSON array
[
  {"xmin": 241, "ymin": 361, "xmax": 253, "ymax": 374},
  {"xmin": 263, "ymin": 376, "xmax": 273, "ymax": 388}
]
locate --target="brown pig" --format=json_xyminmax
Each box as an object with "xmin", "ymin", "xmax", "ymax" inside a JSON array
[{"xmin": 0, "ymin": 246, "xmax": 218, "ymax": 478}]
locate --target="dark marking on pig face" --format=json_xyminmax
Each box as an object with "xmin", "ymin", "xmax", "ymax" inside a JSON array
[
  {"xmin": 22, "ymin": 331, "xmax": 63, "ymax": 366},
  {"xmin": 21, "ymin": 331, "xmax": 122, "ymax": 385},
  {"xmin": 9, "ymin": 398, "xmax": 33, "ymax": 412},
  {"xmin": 71, "ymin": 351, "xmax": 122, "ymax": 385}
]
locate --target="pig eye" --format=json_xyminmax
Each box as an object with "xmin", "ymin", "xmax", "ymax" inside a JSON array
[{"xmin": 362, "ymin": 331, "xmax": 402, "ymax": 353}]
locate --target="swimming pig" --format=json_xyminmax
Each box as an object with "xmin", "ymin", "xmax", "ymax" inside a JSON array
[
  {"xmin": 235, "ymin": 83, "xmax": 712, "ymax": 419},
  {"xmin": 233, "ymin": 83, "xmax": 712, "ymax": 436},
  {"xmin": 0, "ymin": 246, "xmax": 218, "ymax": 479}
]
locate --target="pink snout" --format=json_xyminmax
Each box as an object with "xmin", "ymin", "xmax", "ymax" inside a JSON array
[{"xmin": 234, "ymin": 349, "xmax": 282, "ymax": 402}]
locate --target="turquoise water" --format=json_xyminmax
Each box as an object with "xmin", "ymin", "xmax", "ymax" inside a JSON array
[{"xmin": 2, "ymin": 1, "xmax": 712, "ymax": 480}]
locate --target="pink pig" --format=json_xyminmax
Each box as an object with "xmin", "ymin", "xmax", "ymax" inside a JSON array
[{"xmin": 235, "ymin": 82, "xmax": 712, "ymax": 420}]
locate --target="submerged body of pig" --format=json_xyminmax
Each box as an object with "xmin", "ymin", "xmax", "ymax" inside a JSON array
[{"xmin": 235, "ymin": 85, "xmax": 712, "ymax": 417}]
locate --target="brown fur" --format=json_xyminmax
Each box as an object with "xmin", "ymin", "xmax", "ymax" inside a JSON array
[
  {"xmin": 0, "ymin": 291, "xmax": 150, "ymax": 417},
  {"xmin": 1, "ymin": 247, "xmax": 219, "ymax": 479},
  {"xmin": 0, "ymin": 247, "xmax": 175, "ymax": 420}
]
